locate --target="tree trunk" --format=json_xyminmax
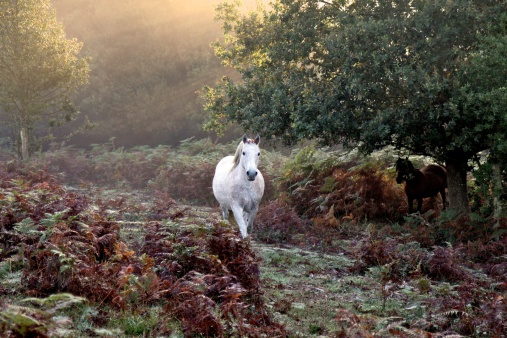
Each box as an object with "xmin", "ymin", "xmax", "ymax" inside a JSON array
[
  {"xmin": 492, "ymin": 163, "xmax": 503, "ymax": 229},
  {"xmin": 445, "ymin": 157, "xmax": 469, "ymax": 213},
  {"xmin": 20, "ymin": 127, "xmax": 29, "ymax": 160}
]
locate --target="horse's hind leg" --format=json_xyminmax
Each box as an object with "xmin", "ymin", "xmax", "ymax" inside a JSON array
[
  {"xmin": 243, "ymin": 210, "xmax": 250, "ymax": 228},
  {"xmin": 440, "ymin": 189, "xmax": 447, "ymax": 210},
  {"xmin": 221, "ymin": 207, "xmax": 229, "ymax": 220}
]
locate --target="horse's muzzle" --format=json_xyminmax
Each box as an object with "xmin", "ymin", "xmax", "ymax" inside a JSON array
[{"xmin": 247, "ymin": 170, "xmax": 258, "ymax": 181}]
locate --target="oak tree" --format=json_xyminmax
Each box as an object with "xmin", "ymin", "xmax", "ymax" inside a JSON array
[{"xmin": 204, "ymin": 0, "xmax": 507, "ymax": 212}]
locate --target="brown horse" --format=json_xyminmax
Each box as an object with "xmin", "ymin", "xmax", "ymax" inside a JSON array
[{"xmin": 395, "ymin": 158, "xmax": 447, "ymax": 213}]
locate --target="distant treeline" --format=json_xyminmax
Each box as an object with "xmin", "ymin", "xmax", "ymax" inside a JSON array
[{"xmin": 31, "ymin": 0, "xmax": 240, "ymax": 148}]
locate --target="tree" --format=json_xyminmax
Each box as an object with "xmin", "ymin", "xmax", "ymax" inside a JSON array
[
  {"xmin": 456, "ymin": 21, "xmax": 507, "ymax": 221},
  {"xmin": 204, "ymin": 0, "xmax": 507, "ymax": 212},
  {"xmin": 0, "ymin": 0, "xmax": 89, "ymax": 159}
]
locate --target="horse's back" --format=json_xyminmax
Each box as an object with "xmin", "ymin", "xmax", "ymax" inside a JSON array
[
  {"xmin": 212, "ymin": 156, "xmax": 234, "ymax": 206},
  {"xmin": 214, "ymin": 156, "xmax": 234, "ymax": 172},
  {"xmin": 421, "ymin": 164, "xmax": 446, "ymax": 174},
  {"xmin": 253, "ymin": 171, "xmax": 265, "ymax": 200},
  {"xmin": 421, "ymin": 164, "xmax": 447, "ymax": 187}
]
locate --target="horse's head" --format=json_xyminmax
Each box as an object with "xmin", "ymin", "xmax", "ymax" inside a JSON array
[
  {"xmin": 395, "ymin": 157, "xmax": 415, "ymax": 183},
  {"xmin": 241, "ymin": 134, "xmax": 261, "ymax": 181}
]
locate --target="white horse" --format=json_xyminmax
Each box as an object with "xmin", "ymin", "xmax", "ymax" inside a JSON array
[{"xmin": 212, "ymin": 134, "xmax": 265, "ymax": 238}]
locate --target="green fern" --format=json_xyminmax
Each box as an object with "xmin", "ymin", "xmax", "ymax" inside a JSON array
[
  {"xmin": 0, "ymin": 294, "xmax": 85, "ymax": 336},
  {"xmin": 0, "ymin": 306, "xmax": 45, "ymax": 336},
  {"xmin": 14, "ymin": 218, "xmax": 42, "ymax": 238},
  {"xmin": 39, "ymin": 208, "xmax": 71, "ymax": 243},
  {"xmin": 21, "ymin": 293, "xmax": 86, "ymax": 312}
]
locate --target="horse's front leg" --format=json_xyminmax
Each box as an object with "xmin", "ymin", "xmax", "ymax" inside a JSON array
[
  {"xmin": 247, "ymin": 206, "xmax": 259, "ymax": 231},
  {"xmin": 416, "ymin": 198, "xmax": 423, "ymax": 213},
  {"xmin": 407, "ymin": 197, "xmax": 415, "ymax": 213},
  {"xmin": 231, "ymin": 205, "xmax": 248, "ymax": 238}
]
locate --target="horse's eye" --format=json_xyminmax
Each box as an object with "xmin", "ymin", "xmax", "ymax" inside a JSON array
[
  {"xmin": 242, "ymin": 152, "xmax": 245, "ymax": 155},
  {"xmin": 258, "ymin": 153, "xmax": 260, "ymax": 156}
]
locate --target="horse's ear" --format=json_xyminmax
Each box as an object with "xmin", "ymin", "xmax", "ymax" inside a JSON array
[
  {"xmin": 254, "ymin": 134, "xmax": 260, "ymax": 145},
  {"xmin": 242, "ymin": 134, "xmax": 248, "ymax": 143}
]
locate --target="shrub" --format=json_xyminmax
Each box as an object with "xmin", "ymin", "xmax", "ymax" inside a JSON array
[
  {"xmin": 279, "ymin": 147, "xmax": 406, "ymax": 224},
  {"xmin": 42, "ymin": 143, "xmax": 170, "ymax": 189},
  {"xmin": 39, "ymin": 138, "xmax": 284, "ymax": 205},
  {"xmin": 255, "ymin": 201, "xmax": 313, "ymax": 244},
  {"xmin": 143, "ymin": 221, "xmax": 287, "ymax": 337}
]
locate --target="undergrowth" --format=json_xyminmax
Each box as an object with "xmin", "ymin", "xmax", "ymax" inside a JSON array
[
  {"xmin": 278, "ymin": 146, "xmax": 408, "ymax": 223},
  {"xmin": 39, "ymin": 137, "xmax": 284, "ymax": 205},
  {"xmin": 1, "ymin": 143, "xmax": 507, "ymax": 337},
  {"xmin": 0, "ymin": 162, "xmax": 287, "ymax": 337},
  {"xmin": 254, "ymin": 147, "xmax": 507, "ymax": 336}
]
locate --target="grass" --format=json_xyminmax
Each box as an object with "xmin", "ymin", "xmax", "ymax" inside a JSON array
[
  {"xmin": 255, "ymin": 244, "xmax": 434, "ymax": 337},
  {"xmin": 2, "ymin": 187, "xmax": 505, "ymax": 336},
  {"xmin": 109, "ymin": 307, "xmax": 171, "ymax": 336},
  {"xmin": 260, "ymin": 246, "xmax": 352, "ymax": 333}
]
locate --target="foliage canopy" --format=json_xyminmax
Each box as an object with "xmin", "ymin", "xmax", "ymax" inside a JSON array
[{"xmin": 205, "ymin": 0, "xmax": 507, "ymax": 156}]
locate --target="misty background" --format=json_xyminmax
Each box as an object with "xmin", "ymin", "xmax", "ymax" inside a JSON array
[{"xmin": 25, "ymin": 0, "xmax": 254, "ymax": 148}]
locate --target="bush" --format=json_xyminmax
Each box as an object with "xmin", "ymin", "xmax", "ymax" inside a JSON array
[
  {"xmin": 279, "ymin": 147, "xmax": 407, "ymax": 224},
  {"xmin": 255, "ymin": 201, "xmax": 313, "ymax": 244},
  {"xmin": 41, "ymin": 143, "xmax": 170, "ymax": 189},
  {"xmin": 39, "ymin": 138, "xmax": 285, "ymax": 206}
]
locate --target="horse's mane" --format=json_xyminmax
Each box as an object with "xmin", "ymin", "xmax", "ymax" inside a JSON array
[
  {"xmin": 232, "ymin": 141, "xmax": 244, "ymax": 171},
  {"xmin": 396, "ymin": 158, "xmax": 416, "ymax": 172},
  {"xmin": 407, "ymin": 160, "xmax": 415, "ymax": 173}
]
